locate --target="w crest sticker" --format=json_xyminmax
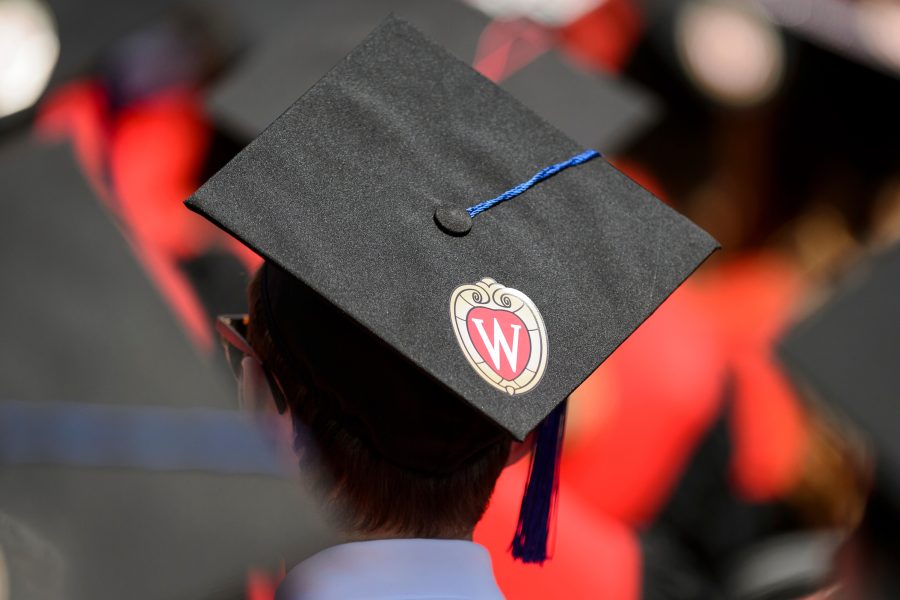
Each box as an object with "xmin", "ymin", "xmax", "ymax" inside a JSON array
[{"xmin": 450, "ymin": 278, "xmax": 548, "ymax": 395}]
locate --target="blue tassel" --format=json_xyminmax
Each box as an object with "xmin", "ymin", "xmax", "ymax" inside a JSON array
[
  {"xmin": 467, "ymin": 150, "xmax": 601, "ymax": 217},
  {"xmin": 511, "ymin": 400, "xmax": 568, "ymax": 564}
]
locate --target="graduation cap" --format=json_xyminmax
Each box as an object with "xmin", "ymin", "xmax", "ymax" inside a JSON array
[
  {"xmin": 0, "ymin": 138, "xmax": 226, "ymax": 407},
  {"xmin": 501, "ymin": 51, "xmax": 659, "ymax": 154},
  {"xmin": 206, "ymin": 0, "xmax": 660, "ymax": 152},
  {"xmin": 778, "ymin": 243, "xmax": 900, "ymax": 506},
  {"xmin": 0, "ymin": 140, "xmax": 332, "ymax": 598},
  {"xmin": 187, "ymin": 17, "xmax": 716, "ymax": 562},
  {"xmin": 0, "ymin": 400, "xmax": 333, "ymax": 600}
]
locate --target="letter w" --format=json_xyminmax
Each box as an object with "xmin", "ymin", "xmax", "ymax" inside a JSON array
[{"xmin": 472, "ymin": 318, "xmax": 521, "ymax": 372}]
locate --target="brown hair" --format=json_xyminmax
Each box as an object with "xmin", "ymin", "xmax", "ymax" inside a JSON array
[{"xmin": 246, "ymin": 266, "xmax": 511, "ymax": 538}]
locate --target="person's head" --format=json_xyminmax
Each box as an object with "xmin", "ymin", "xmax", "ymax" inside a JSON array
[
  {"xmin": 191, "ymin": 20, "xmax": 719, "ymax": 562},
  {"xmin": 244, "ymin": 262, "xmax": 514, "ymax": 540}
]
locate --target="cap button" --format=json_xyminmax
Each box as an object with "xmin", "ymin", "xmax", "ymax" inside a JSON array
[{"xmin": 434, "ymin": 204, "xmax": 472, "ymax": 236}]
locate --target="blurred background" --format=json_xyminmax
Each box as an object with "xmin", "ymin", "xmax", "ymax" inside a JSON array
[{"xmin": 1, "ymin": 0, "xmax": 899, "ymax": 598}]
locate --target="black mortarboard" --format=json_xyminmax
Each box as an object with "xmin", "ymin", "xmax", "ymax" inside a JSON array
[
  {"xmin": 498, "ymin": 51, "xmax": 660, "ymax": 154},
  {"xmin": 0, "ymin": 141, "xmax": 332, "ymax": 597},
  {"xmin": 188, "ymin": 17, "xmax": 716, "ymax": 561},
  {"xmin": 0, "ymin": 400, "xmax": 332, "ymax": 600},
  {"xmin": 206, "ymin": 0, "xmax": 660, "ymax": 152},
  {"xmin": 0, "ymin": 139, "xmax": 225, "ymax": 407},
  {"xmin": 778, "ymin": 243, "xmax": 900, "ymax": 506}
]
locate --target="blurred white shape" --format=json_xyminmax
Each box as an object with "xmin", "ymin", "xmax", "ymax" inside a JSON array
[
  {"xmin": 0, "ymin": 0, "xmax": 59, "ymax": 119},
  {"xmin": 858, "ymin": 0, "xmax": 900, "ymax": 73},
  {"xmin": 676, "ymin": 0, "xmax": 785, "ymax": 106},
  {"xmin": 464, "ymin": 0, "xmax": 604, "ymax": 26}
]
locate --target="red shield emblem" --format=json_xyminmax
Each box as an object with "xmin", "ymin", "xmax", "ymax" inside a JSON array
[{"xmin": 450, "ymin": 278, "xmax": 548, "ymax": 395}]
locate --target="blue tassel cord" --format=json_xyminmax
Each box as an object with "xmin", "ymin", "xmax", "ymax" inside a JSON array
[
  {"xmin": 467, "ymin": 151, "xmax": 594, "ymax": 561},
  {"xmin": 511, "ymin": 400, "xmax": 568, "ymax": 564},
  {"xmin": 467, "ymin": 150, "xmax": 600, "ymax": 217}
]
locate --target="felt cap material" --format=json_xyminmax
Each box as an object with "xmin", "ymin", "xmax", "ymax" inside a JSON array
[
  {"xmin": 0, "ymin": 138, "xmax": 227, "ymax": 408},
  {"xmin": 206, "ymin": 0, "xmax": 660, "ymax": 151},
  {"xmin": 187, "ymin": 17, "xmax": 717, "ymax": 451},
  {"xmin": 0, "ymin": 139, "xmax": 332, "ymax": 599},
  {"xmin": 778, "ymin": 242, "xmax": 900, "ymax": 505}
]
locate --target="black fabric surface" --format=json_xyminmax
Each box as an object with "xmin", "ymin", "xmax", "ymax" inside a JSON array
[
  {"xmin": 499, "ymin": 51, "xmax": 660, "ymax": 152},
  {"xmin": 0, "ymin": 511, "xmax": 64, "ymax": 600},
  {"xmin": 206, "ymin": 0, "xmax": 660, "ymax": 152},
  {"xmin": 44, "ymin": 0, "xmax": 304, "ymax": 85},
  {"xmin": 0, "ymin": 463, "xmax": 330, "ymax": 600},
  {"xmin": 0, "ymin": 140, "xmax": 332, "ymax": 599},
  {"xmin": 778, "ymin": 242, "xmax": 900, "ymax": 506},
  {"xmin": 179, "ymin": 250, "xmax": 251, "ymax": 319},
  {"xmin": 207, "ymin": 0, "xmax": 482, "ymax": 142},
  {"xmin": 262, "ymin": 262, "xmax": 508, "ymax": 473},
  {"xmin": 188, "ymin": 18, "xmax": 717, "ymax": 439},
  {"xmin": 0, "ymin": 139, "xmax": 228, "ymax": 408}
]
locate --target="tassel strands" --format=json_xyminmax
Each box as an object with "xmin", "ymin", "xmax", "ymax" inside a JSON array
[{"xmin": 511, "ymin": 399, "xmax": 568, "ymax": 564}]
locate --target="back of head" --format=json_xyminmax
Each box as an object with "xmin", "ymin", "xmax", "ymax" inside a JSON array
[{"xmin": 247, "ymin": 262, "xmax": 511, "ymax": 538}]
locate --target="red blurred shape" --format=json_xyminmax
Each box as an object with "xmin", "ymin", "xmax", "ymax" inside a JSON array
[
  {"xmin": 559, "ymin": 0, "xmax": 644, "ymax": 74},
  {"xmin": 109, "ymin": 90, "xmax": 215, "ymax": 260},
  {"xmin": 474, "ymin": 18, "xmax": 554, "ymax": 82},
  {"xmin": 246, "ymin": 568, "xmax": 280, "ymax": 600},
  {"xmin": 563, "ymin": 282, "xmax": 727, "ymax": 525},
  {"xmin": 35, "ymin": 82, "xmax": 262, "ymax": 350},
  {"xmin": 35, "ymin": 81, "xmax": 112, "ymax": 199},
  {"xmin": 700, "ymin": 252, "xmax": 810, "ymax": 502},
  {"xmin": 475, "ymin": 460, "xmax": 640, "ymax": 600}
]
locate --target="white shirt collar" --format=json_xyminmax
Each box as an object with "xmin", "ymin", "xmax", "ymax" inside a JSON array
[{"xmin": 276, "ymin": 538, "xmax": 505, "ymax": 600}]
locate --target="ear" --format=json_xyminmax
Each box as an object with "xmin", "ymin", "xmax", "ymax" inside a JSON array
[
  {"xmin": 239, "ymin": 356, "xmax": 277, "ymax": 414},
  {"xmin": 506, "ymin": 431, "xmax": 536, "ymax": 467}
]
